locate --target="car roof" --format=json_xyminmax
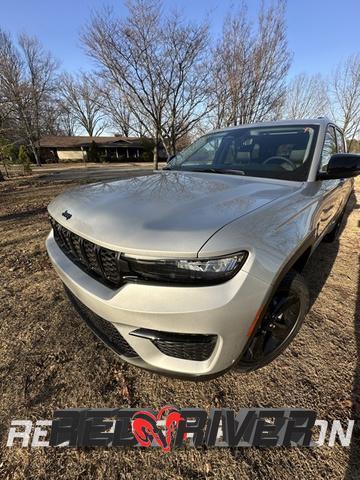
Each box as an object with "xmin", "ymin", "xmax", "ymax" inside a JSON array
[{"xmin": 211, "ymin": 117, "xmax": 337, "ymax": 134}]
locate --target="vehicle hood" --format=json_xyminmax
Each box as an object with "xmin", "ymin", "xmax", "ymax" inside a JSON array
[{"xmin": 48, "ymin": 171, "xmax": 301, "ymax": 257}]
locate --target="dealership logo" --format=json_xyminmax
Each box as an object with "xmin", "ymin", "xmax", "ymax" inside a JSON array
[
  {"xmin": 61, "ymin": 210, "xmax": 72, "ymax": 220},
  {"xmin": 132, "ymin": 406, "xmax": 186, "ymax": 452},
  {"xmin": 6, "ymin": 407, "xmax": 355, "ymax": 451}
]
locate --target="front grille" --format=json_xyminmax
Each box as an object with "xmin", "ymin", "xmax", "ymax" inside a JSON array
[
  {"xmin": 130, "ymin": 328, "xmax": 217, "ymax": 361},
  {"xmin": 50, "ymin": 217, "xmax": 124, "ymax": 288},
  {"xmin": 64, "ymin": 286, "xmax": 138, "ymax": 358}
]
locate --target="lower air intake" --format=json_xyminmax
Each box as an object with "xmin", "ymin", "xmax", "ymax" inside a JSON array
[
  {"xmin": 64, "ymin": 286, "xmax": 138, "ymax": 358},
  {"xmin": 130, "ymin": 328, "xmax": 217, "ymax": 361}
]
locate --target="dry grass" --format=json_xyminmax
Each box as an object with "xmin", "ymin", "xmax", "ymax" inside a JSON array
[{"xmin": 0, "ymin": 175, "xmax": 359, "ymax": 479}]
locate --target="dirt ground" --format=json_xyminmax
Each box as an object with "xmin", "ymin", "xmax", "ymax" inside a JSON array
[{"xmin": 0, "ymin": 174, "xmax": 359, "ymax": 479}]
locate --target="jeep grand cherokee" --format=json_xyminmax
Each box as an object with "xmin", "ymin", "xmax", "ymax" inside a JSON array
[{"xmin": 46, "ymin": 118, "xmax": 360, "ymax": 378}]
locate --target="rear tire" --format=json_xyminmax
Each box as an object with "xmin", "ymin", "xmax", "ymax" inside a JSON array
[{"xmin": 238, "ymin": 270, "xmax": 310, "ymax": 371}]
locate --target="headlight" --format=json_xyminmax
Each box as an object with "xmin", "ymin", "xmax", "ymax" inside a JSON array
[{"xmin": 124, "ymin": 252, "xmax": 247, "ymax": 285}]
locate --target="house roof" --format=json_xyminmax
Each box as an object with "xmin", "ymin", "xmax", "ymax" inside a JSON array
[{"xmin": 39, "ymin": 136, "xmax": 143, "ymax": 148}]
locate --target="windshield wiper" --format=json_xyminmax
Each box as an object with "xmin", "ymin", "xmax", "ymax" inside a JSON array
[
  {"xmin": 214, "ymin": 168, "xmax": 246, "ymax": 176},
  {"xmin": 186, "ymin": 167, "xmax": 246, "ymax": 176},
  {"xmin": 164, "ymin": 166, "xmax": 246, "ymax": 175}
]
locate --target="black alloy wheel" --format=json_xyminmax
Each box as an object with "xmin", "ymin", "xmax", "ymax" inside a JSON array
[{"xmin": 238, "ymin": 270, "xmax": 309, "ymax": 371}]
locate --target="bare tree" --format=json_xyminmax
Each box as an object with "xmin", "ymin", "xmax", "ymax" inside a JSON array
[
  {"xmin": 83, "ymin": 1, "xmax": 166, "ymax": 167},
  {"xmin": 210, "ymin": 5, "xmax": 251, "ymax": 128},
  {"xmin": 159, "ymin": 12, "xmax": 211, "ymax": 156},
  {"xmin": 59, "ymin": 72, "xmax": 106, "ymax": 136},
  {"xmin": 83, "ymin": 0, "xmax": 210, "ymax": 166},
  {"xmin": 211, "ymin": 1, "xmax": 291, "ymax": 128},
  {"xmin": 96, "ymin": 80, "xmax": 137, "ymax": 137},
  {"xmin": 283, "ymin": 73, "xmax": 329, "ymax": 119},
  {"xmin": 0, "ymin": 30, "xmax": 58, "ymax": 165},
  {"xmin": 56, "ymin": 103, "xmax": 80, "ymax": 136},
  {"xmin": 330, "ymin": 54, "xmax": 360, "ymax": 149},
  {"xmin": 0, "ymin": 94, "xmax": 15, "ymax": 142}
]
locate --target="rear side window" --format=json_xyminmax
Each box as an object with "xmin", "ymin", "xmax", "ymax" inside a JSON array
[
  {"xmin": 320, "ymin": 126, "xmax": 337, "ymax": 172},
  {"xmin": 335, "ymin": 129, "xmax": 346, "ymax": 153}
]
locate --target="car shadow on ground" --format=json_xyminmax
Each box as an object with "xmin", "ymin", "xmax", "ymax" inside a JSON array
[
  {"xmin": 303, "ymin": 189, "xmax": 355, "ymax": 298},
  {"xmin": 296, "ymin": 192, "xmax": 360, "ymax": 477},
  {"xmin": 345, "ymin": 195, "xmax": 360, "ymax": 479},
  {"xmin": 301, "ymin": 193, "xmax": 360, "ymax": 479},
  {"xmin": 233, "ymin": 190, "xmax": 359, "ymax": 470},
  {"xmin": 302, "ymin": 191, "xmax": 359, "ymax": 478}
]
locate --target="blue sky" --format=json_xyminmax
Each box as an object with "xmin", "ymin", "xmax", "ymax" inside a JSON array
[{"xmin": 1, "ymin": 0, "xmax": 359, "ymax": 78}]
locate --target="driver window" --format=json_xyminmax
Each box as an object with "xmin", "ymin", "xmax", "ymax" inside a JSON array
[{"xmin": 320, "ymin": 126, "xmax": 337, "ymax": 172}]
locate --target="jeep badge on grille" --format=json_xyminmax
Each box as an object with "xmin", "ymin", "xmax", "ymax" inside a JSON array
[{"xmin": 62, "ymin": 210, "xmax": 72, "ymax": 220}]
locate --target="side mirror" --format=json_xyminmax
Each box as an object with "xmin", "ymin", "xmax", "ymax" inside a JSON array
[{"xmin": 318, "ymin": 153, "xmax": 360, "ymax": 180}]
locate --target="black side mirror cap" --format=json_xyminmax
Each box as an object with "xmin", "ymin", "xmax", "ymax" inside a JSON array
[{"xmin": 317, "ymin": 153, "xmax": 360, "ymax": 180}]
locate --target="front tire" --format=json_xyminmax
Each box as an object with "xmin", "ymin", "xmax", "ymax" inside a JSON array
[{"xmin": 238, "ymin": 270, "xmax": 310, "ymax": 371}]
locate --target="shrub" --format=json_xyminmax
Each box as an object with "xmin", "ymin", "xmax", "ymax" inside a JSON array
[
  {"xmin": 0, "ymin": 138, "xmax": 17, "ymax": 163},
  {"xmin": 99, "ymin": 153, "xmax": 108, "ymax": 163},
  {"xmin": 87, "ymin": 141, "xmax": 99, "ymax": 162},
  {"xmin": 139, "ymin": 152, "xmax": 152, "ymax": 162},
  {"xmin": 18, "ymin": 145, "xmax": 32, "ymax": 174}
]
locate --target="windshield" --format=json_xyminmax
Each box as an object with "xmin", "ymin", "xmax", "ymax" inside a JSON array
[{"xmin": 166, "ymin": 125, "xmax": 319, "ymax": 181}]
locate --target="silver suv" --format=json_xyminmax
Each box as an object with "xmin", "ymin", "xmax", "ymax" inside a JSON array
[{"xmin": 46, "ymin": 118, "xmax": 359, "ymax": 378}]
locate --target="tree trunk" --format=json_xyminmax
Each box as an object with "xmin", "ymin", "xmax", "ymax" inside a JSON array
[
  {"xmin": 34, "ymin": 148, "xmax": 41, "ymax": 166},
  {"xmin": 153, "ymin": 131, "xmax": 159, "ymax": 170},
  {"xmin": 153, "ymin": 142, "xmax": 158, "ymax": 170},
  {"xmin": 29, "ymin": 141, "xmax": 41, "ymax": 166},
  {"xmin": 171, "ymin": 135, "xmax": 176, "ymax": 157},
  {"xmin": 0, "ymin": 169, "xmax": 4, "ymax": 181}
]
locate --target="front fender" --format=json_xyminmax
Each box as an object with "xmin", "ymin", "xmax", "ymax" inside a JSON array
[{"xmin": 197, "ymin": 191, "xmax": 319, "ymax": 286}]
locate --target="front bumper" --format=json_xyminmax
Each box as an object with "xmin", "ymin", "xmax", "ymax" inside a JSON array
[{"xmin": 46, "ymin": 231, "xmax": 271, "ymax": 378}]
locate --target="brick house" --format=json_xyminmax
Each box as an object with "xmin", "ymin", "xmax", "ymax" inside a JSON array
[{"xmin": 38, "ymin": 136, "xmax": 148, "ymax": 162}]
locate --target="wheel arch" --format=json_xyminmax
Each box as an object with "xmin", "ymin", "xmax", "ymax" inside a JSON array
[
  {"xmin": 271, "ymin": 233, "xmax": 316, "ymax": 291},
  {"xmin": 237, "ymin": 233, "xmax": 316, "ymax": 370}
]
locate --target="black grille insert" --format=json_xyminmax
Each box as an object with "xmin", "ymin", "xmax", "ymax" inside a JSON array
[
  {"xmin": 65, "ymin": 286, "xmax": 138, "ymax": 358},
  {"xmin": 50, "ymin": 217, "xmax": 125, "ymax": 288},
  {"xmin": 130, "ymin": 328, "xmax": 217, "ymax": 361}
]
